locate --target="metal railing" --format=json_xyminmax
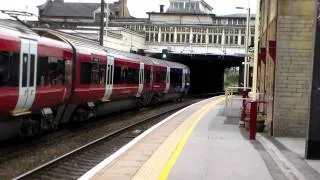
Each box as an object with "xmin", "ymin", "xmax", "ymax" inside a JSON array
[{"xmin": 225, "ymin": 87, "xmax": 252, "ymax": 110}]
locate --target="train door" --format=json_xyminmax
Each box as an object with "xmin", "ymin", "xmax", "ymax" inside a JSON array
[
  {"xmin": 181, "ymin": 68, "xmax": 186, "ymax": 92},
  {"xmin": 103, "ymin": 56, "xmax": 114, "ymax": 101},
  {"xmin": 164, "ymin": 66, "xmax": 170, "ymax": 93},
  {"xmin": 14, "ymin": 39, "xmax": 38, "ymax": 113},
  {"xmin": 136, "ymin": 63, "xmax": 144, "ymax": 97}
]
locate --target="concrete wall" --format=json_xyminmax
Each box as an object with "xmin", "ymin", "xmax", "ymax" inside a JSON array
[{"xmin": 258, "ymin": 0, "xmax": 316, "ymax": 137}]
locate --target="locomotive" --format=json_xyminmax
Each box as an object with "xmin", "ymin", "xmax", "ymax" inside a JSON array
[{"xmin": 0, "ymin": 20, "xmax": 190, "ymax": 140}]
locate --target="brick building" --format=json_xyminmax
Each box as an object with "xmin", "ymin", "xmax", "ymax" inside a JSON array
[{"xmin": 257, "ymin": 0, "xmax": 316, "ymax": 137}]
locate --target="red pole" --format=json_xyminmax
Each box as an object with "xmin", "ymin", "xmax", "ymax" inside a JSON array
[{"xmin": 250, "ymin": 101, "xmax": 257, "ymax": 140}]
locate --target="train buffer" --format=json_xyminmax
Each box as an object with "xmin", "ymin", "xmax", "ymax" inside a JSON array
[{"xmin": 79, "ymin": 96, "xmax": 320, "ymax": 180}]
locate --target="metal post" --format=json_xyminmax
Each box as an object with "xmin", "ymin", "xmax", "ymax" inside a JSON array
[
  {"xmin": 252, "ymin": 0, "xmax": 261, "ymax": 100},
  {"xmin": 246, "ymin": 8, "xmax": 251, "ymax": 89},
  {"xmin": 99, "ymin": 0, "xmax": 105, "ymax": 46},
  {"xmin": 105, "ymin": 2, "xmax": 109, "ymax": 48},
  {"xmin": 250, "ymin": 101, "xmax": 257, "ymax": 140},
  {"xmin": 243, "ymin": 7, "xmax": 250, "ymax": 90}
]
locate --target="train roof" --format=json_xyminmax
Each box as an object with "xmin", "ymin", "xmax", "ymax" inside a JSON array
[
  {"xmin": 0, "ymin": 19, "xmax": 39, "ymax": 40},
  {"xmin": 0, "ymin": 20, "xmax": 188, "ymax": 70}
]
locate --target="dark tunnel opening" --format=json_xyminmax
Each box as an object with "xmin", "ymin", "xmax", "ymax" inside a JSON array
[{"xmin": 150, "ymin": 53, "xmax": 243, "ymax": 95}]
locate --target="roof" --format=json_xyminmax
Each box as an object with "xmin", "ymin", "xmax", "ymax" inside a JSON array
[
  {"xmin": 147, "ymin": 12, "xmax": 215, "ymax": 16},
  {"xmin": 38, "ymin": 1, "xmax": 118, "ymax": 18},
  {"xmin": 166, "ymin": 0, "xmax": 213, "ymax": 14},
  {"xmin": 218, "ymin": 14, "xmax": 256, "ymax": 18}
]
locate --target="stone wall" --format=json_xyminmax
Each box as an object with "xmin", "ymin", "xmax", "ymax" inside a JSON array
[
  {"xmin": 273, "ymin": 0, "xmax": 315, "ymax": 136},
  {"xmin": 258, "ymin": 0, "xmax": 316, "ymax": 137}
]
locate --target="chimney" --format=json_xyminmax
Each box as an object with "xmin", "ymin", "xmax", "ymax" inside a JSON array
[
  {"xmin": 119, "ymin": 0, "xmax": 130, "ymax": 18},
  {"xmin": 160, "ymin": 5, "xmax": 164, "ymax": 13},
  {"xmin": 54, "ymin": 0, "xmax": 64, "ymax": 3}
]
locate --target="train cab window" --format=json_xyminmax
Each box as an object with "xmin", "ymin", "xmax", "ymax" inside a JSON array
[
  {"xmin": 170, "ymin": 70, "xmax": 182, "ymax": 85},
  {"xmin": 156, "ymin": 71, "xmax": 166, "ymax": 83},
  {"xmin": 144, "ymin": 70, "xmax": 151, "ymax": 84},
  {"xmin": 37, "ymin": 56, "xmax": 65, "ymax": 86},
  {"xmin": 0, "ymin": 51, "xmax": 19, "ymax": 87}
]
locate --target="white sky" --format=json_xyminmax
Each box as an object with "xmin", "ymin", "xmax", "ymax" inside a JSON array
[{"xmin": 0, "ymin": 0, "xmax": 256, "ymax": 19}]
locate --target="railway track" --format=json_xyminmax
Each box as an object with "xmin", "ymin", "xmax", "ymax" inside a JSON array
[{"xmin": 12, "ymin": 100, "xmax": 197, "ymax": 180}]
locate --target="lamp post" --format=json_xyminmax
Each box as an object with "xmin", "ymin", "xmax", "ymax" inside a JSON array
[{"xmin": 236, "ymin": 4, "xmax": 251, "ymax": 90}]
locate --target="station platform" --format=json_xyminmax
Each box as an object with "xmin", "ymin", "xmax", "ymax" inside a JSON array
[{"xmin": 79, "ymin": 96, "xmax": 320, "ymax": 180}]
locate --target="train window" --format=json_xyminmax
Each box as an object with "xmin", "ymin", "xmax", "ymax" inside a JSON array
[
  {"xmin": 0, "ymin": 51, "xmax": 19, "ymax": 87},
  {"xmin": 30, "ymin": 55, "xmax": 35, "ymax": 87},
  {"xmin": 91, "ymin": 62, "xmax": 100, "ymax": 84},
  {"xmin": 144, "ymin": 70, "xmax": 151, "ymax": 84},
  {"xmin": 156, "ymin": 71, "xmax": 166, "ymax": 83},
  {"xmin": 80, "ymin": 62, "xmax": 92, "ymax": 84},
  {"xmin": 100, "ymin": 64, "xmax": 106, "ymax": 84},
  {"xmin": 170, "ymin": 69, "xmax": 182, "ymax": 85},
  {"xmin": 127, "ymin": 68, "xmax": 139, "ymax": 84},
  {"xmin": 37, "ymin": 56, "xmax": 65, "ymax": 86},
  {"xmin": 186, "ymin": 73, "xmax": 190, "ymax": 83},
  {"xmin": 22, "ymin": 53, "xmax": 28, "ymax": 87},
  {"xmin": 113, "ymin": 65, "xmax": 122, "ymax": 84}
]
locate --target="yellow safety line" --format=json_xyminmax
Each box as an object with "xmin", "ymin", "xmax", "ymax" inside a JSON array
[{"xmin": 159, "ymin": 97, "xmax": 223, "ymax": 180}]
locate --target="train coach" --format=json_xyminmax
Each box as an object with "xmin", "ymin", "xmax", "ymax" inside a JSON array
[{"xmin": 0, "ymin": 20, "xmax": 190, "ymax": 140}]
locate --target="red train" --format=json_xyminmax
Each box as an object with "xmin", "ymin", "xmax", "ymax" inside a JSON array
[{"xmin": 0, "ymin": 20, "xmax": 190, "ymax": 140}]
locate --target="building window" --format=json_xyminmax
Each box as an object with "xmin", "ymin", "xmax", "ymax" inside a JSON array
[
  {"xmin": 195, "ymin": 2, "xmax": 199, "ymax": 10},
  {"xmin": 225, "ymin": 36, "xmax": 229, "ymax": 44},
  {"xmin": 213, "ymin": 35, "xmax": 217, "ymax": 44},
  {"xmin": 155, "ymin": 33, "xmax": 159, "ymax": 42},
  {"xmin": 241, "ymin": 29, "xmax": 245, "ymax": 34},
  {"xmin": 177, "ymin": 34, "xmax": 181, "ymax": 43},
  {"xmin": 0, "ymin": 51, "xmax": 19, "ymax": 87},
  {"xmin": 218, "ymin": 35, "xmax": 222, "ymax": 44},
  {"xmin": 197, "ymin": 34, "xmax": 201, "ymax": 43},
  {"xmin": 208, "ymin": 35, "xmax": 213, "ymax": 43},
  {"xmin": 186, "ymin": 3, "xmax": 190, "ymax": 10},
  {"xmin": 230, "ymin": 36, "xmax": 234, "ymax": 44},
  {"xmin": 179, "ymin": 2, "xmax": 184, "ymax": 10},
  {"xmin": 166, "ymin": 33, "xmax": 169, "ymax": 42},
  {"xmin": 150, "ymin": 33, "xmax": 154, "ymax": 42},
  {"xmin": 202, "ymin": 35, "xmax": 206, "ymax": 43},
  {"xmin": 241, "ymin": 36, "xmax": 245, "ymax": 45},
  {"xmin": 170, "ymin": 34, "xmax": 174, "ymax": 42},
  {"xmin": 251, "ymin": 36, "xmax": 254, "ymax": 46},
  {"xmin": 182, "ymin": 34, "xmax": 185, "ymax": 42},
  {"xmin": 235, "ymin": 36, "xmax": 238, "ymax": 45},
  {"xmin": 146, "ymin": 33, "xmax": 149, "ymax": 41},
  {"xmin": 161, "ymin": 33, "xmax": 165, "ymax": 42},
  {"xmin": 192, "ymin": 34, "xmax": 196, "ymax": 43},
  {"xmin": 186, "ymin": 34, "xmax": 190, "ymax": 42}
]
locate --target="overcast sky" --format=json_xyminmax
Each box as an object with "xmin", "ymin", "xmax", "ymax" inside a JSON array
[{"xmin": 0, "ymin": 0, "xmax": 256, "ymax": 19}]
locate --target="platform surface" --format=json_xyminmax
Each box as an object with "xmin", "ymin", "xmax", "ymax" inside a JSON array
[{"xmin": 80, "ymin": 97, "xmax": 274, "ymax": 180}]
